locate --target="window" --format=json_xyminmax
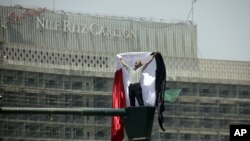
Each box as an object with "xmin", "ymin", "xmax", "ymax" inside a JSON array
[
  {"xmin": 94, "ymin": 77, "xmax": 107, "ymax": 91},
  {"xmin": 181, "ymin": 134, "xmax": 191, "ymax": 140},
  {"xmin": 220, "ymin": 104, "xmax": 234, "ymax": 115},
  {"xmin": 73, "ymin": 95, "xmax": 83, "ymax": 106},
  {"xmin": 65, "ymin": 128, "xmax": 71, "ymax": 139},
  {"xmin": 161, "ymin": 133, "xmax": 172, "ymax": 140},
  {"xmin": 74, "ymin": 128, "xmax": 84, "ymax": 139},
  {"xmin": 95, "ymin": 128, "xmax": 106, "ymax": 140},
  {"xmin": 238, "ymin": 86, "xmax": 250, "ymax": 99},
  {"xmin": 72, "ymin": 82, "xmax": 82, "ymax": 90},
  {"xmin": 239, "ymin": 104, "xmax": 250, "ymax": 115},
  {"xmin": 199, "ymin": 84, "xmax": 216, "ymax": 97}
]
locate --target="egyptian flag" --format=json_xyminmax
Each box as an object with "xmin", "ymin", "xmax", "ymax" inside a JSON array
[{"xmin": 111, "ymin": 52, "xmax": 166, "ymax": 141}]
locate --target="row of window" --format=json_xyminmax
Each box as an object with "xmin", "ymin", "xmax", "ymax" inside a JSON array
[
  {"xmin": 1, "ymin": 91, "xmax": 111, "ymax": 108},
  {"xmin": 0, "ymin": 114, "xmax": 110, "ymax": 126},
  {"xmin": 0, "ymin": 70, "xmax": 113, "ymax": 92},
  {"xmin": 0, "ymin": 122, "xmax": 109, "ymax": 140},
  {"xmin": 165, "ymin": 103, "xmax": 250, "ymax": 116},
  {"xmin": 164, "ymin": 117, "xmax": 249, "ymax": 129},
  {"xmin": 1, "ymin": 70, "xmax": 249, "ymax": 98},
  {"xmin": 160, "ymin": 133, "xmax": 229, "ymax": 141},
  {"xmin": 166, "ymin": 82, "xmax": 250, "ymax": 99}
]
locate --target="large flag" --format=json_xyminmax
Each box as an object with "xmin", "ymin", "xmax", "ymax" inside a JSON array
[{"xmin": 111, "ymin": 52, "xmax": 166, "ymax": 141}]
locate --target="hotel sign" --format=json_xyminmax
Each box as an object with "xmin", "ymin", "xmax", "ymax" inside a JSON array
[
  {"xmin": 1, "ymin": 8, "xmax": 136, "ymax": 39},
  {"xmin": 36, "ymin": 17, "xmax": 136, "ymax": 39}
]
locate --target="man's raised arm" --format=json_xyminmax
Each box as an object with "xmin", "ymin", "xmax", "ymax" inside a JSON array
[
  {"xmin": 141, "ymin": 53, "xmax": 156, "ymax": 70},
  {"xmin": 120, "ymin": 58, "xmax": 131, "ymax": 70}
]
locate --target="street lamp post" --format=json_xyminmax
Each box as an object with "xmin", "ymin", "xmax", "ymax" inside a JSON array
[{"xmin": 0, "ymin": 105, "xmax": 155, "ymax": 141}]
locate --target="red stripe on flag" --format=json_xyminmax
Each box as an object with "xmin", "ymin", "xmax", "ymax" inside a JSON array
[{"xmin": 111, "ymin": 69, "xmax": 126, "ymax": 141}]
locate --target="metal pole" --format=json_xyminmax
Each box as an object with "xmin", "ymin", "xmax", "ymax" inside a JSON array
[
  {"xmin": 0, "ymin": 106, "xmax": 155, "ymax": 141},
  {"xmin": 0, "ymin": 107, "xmax": 126, "ymax": 116}
]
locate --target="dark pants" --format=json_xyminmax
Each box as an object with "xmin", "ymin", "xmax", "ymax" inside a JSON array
[{"xmin": 128, "ymin": 83, "xmax": 144, "ymax": 106}]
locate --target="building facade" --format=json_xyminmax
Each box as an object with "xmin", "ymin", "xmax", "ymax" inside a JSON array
[{"xmin": 0, "ymin": 6, "xmax": 249, "ymax": 141}]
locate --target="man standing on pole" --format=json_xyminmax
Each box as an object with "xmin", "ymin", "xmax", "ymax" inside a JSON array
[{"xmin": 119, "ymin": 54, "xmax": 155, "ymax": 106}]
